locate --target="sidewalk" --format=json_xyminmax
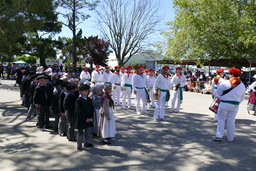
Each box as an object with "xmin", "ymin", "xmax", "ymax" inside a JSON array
[{"xmin": 0, "ymin": 79, "xmax": 256, "ymax": 171}]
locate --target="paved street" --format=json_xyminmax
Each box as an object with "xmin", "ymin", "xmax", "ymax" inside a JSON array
[{"xmin": 0, "ymin": 79, "xmax": 256, "ymax": 171}]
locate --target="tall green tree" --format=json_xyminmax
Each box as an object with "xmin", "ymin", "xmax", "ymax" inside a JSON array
[
  {"xmin": 163, "ymin": 0, "xmax": 256, "ymax": 66},
  {"xmin": 57, "ymin": 0, "xmax": 99, "ymax": 68}
]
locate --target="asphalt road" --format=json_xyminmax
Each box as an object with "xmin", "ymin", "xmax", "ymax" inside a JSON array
[{"xmin": 0, "ymin": 79, "xmax": 256, "ymax": 171}]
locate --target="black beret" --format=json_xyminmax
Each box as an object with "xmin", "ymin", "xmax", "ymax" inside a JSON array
[
  {"xmin": 36, "ymin": 74, "xmax": 46, "ymax": 80},
  {"xmin": 66, "ymin": 83, "xmax": 77, "ymax": 90},
  {"xmin": 77, "ymin": 84, "xmax": 90, "ymax": 91},
  {"xmin": 52, "ymin": 79, "xmax": 63, "ymax": 86}
]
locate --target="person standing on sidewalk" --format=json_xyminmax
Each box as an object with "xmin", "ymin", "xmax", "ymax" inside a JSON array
[
  {"xmin": 91, "ymin": 65, "xmax": 102, "ymax": 85},
  {"xmin": 79, "ymin": 67, "xmax": 90, "ymax": 84},
  {"xmin": 132, "ymin": 65, "xmax": 149, "ymax": 115},
  {"xmin": 33, "ymin": 74, "xmax": 52, "ymax": 131},
  {"xmin": 75, "ymin": 84, "xmax": 94, "ymax": 151},
  {"xmin": 121, "ymin": 66, "xmax": 133, "ymax": 109},
  {"xmin": 153, "ymin": 66, "xmax": 172, "ymax": 121},
  {"xmin": 170, "ymin": 67, "xmax": 187, "ymax": 113},
  {"xmin": 101, "ymin": 66, "xmax": 112, "ymax": 85},
  {"xmin": 111, "ymin": 66, "xmax": 121, "ymax": 105},
  {"xmin": 213, "ymin": 68, "xmax": 246, "ymax": 142},
  {"xmin": 210, "ymin": 68, "xmax": 225, "ymax": 121},
  {"xmin": 147, "ymin": 69, "xmax": 156, "ymax": 108},
  {"xmin": 64, "ymin": 83, "xmax": 79, "ymax": 142}
]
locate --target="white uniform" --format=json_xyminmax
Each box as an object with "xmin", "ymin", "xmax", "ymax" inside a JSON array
[
  {"xmin": 121, "ymin": 72, "xmax": 133, "ymax": 108},
  {"xmin": 132, "ymin": 73, "xmax": 148, "ymax": 114},
  {"xmin": 153, "ymin": 74, "xmax": 172, "ymax": 120},
  {"xmin": 91, "ymin": 70, "xmax": 102, "ymax": 85},
  {"xmin": 102, "ymin": 71, "xmax": 112, "ymax": 84},
  {"xmin": 215, "ymin": 80, "xmax": 246, "ymax": 141},
  {"xmin": 211, "ymin": 75, "xmax": 224, "ymax": 121},
  {"xmin": 111, "ymin": 72, "xmax": 121, "ymax": 105},
  {"xmin": 170, "ymin": 73, "xmax": 187, "ymax": 112},
  {"xmin": 79, "ymin": 70, "xmax": 90, "ymax": 82},
  {"xmin": 147, "ymin": 75, "xmax": 156, "ymax": 107}
]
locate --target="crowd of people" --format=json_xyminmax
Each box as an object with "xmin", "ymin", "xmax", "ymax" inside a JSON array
[{"xmin": 5, "ymin": 63, "xmax": 249, "ymax": 150}]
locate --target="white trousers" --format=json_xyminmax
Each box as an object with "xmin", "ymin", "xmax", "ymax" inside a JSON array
[
  {"xmin": 216, "ymin": 102, "xmax": 239, "ymax": 141},
  {"xmin": 112, "ymin": 85, "xmax": 121, "ymax": 104},
  {"xmin": 153, "ymin": 91, "xmax": 167, "ymax": 119},
  {"xmin": 170, "ymin": 90, "xmax": 182, "ymax": 112},
  {"xmin": 122, "ymin": 87, "xmax": 132, "ymax": 108},
  {"xmin": 136, "ymin": 89, "xmax": 147, "ymax": 113}
]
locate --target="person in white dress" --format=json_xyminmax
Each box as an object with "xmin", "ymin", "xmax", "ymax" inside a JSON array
[
  {"xmin": 91, "ymin": 65, "xmax": 102, "ymax": 85},
  {"xmin": 101, "ymin": 66, "xmax": 112, "ymax": 85},
  {"xmin": 147, "ymin": 69, "xmax": 156, "ymax": 108},
  {"xmin": 132, "ymin": 65, "xmax": 149, "ymax": 115},
  {"xmin": 211, "ymin": 68, "xmax": 225, "ymax": 121},
  {"xmin": 111, "ymin": 66, "xmax": 121, "ymax": 105},
  {"xmin": 213, "ymin": 68, "xmax": 246, "ymax": 142},
  {"xmin": 153, "ymin": 66, "xmax": 172, "ymax": 121},
  {"xmin": 170, "ymin": 66, "xmax": 187, "ymax": 113},
  {"xmin": 79, "ymin": 67, "xmax": 90, "ymax": 84},
  {"xmin": 121, "ymin": 66, "xmax": 133, "ymax": 109},
  {"xmin": 98, "ymin": 84, "xmax": 116, "ymax": 144}
]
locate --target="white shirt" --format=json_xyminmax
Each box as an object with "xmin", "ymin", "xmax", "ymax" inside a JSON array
[
  {"xmin": 170, "ymin": 73, "xmax": 186, "ymax": 87},
  {"xmin": 102, "ymin": 71, "xmax": 112, "ymax": 83},
  {"xmin": 132, "ymin": 73, "xmax": 147, "ymax": 90},
  {"xmin": 79, "ymin": 70, "xmax": 90, "ymax": 80},
  {"xmin": 147, "ymin": 75, "xmax": 156, "ymax": 88},
  {"xmin": 153, "ymin": 74, "xmax": 171, "ymax": 92},
  {"xmin": 211, "ymin": 76, "xmax": 224, "ymax": 97},
  {"xmin": 121, "ymin": 72, "xmax": 133, "ymax": 86},
  {"xmin": 216, "ymin": 80, "xmax": 246, "ymax": 102},
  {"xmin": 91, "ymin": 70, "xmax": 102, "ymax": 82},
  {"xmin": 111, "ymin": 72, "xmax": 121, "ymax": 85}
]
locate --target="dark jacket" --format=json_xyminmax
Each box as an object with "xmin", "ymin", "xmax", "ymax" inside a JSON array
[
  {"xmin": 64, "ymin": 92, "xmax": 78, "ymax": 118},
  {"xmin": 52, "ymin": 87, "xmax": 62, "ymax": 114},
  {"xmin": 28, "ymin": 81, "xmax": 38, "ymax": 104},
  {"xmin": 33, "ymin": 85, "xmax": 52, "ymax": 106},
  {"xmin": 58, "ymin": 91, "xmax": 66, "ymax": 114},
  {"xmin": 75, "ymin": 96, "xmax": 94, "ymax": 129}
]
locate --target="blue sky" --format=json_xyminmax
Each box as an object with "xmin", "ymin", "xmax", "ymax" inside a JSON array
[{"xmin": 55, "ymin": 0, "xmax": 175, "ymax": 41}]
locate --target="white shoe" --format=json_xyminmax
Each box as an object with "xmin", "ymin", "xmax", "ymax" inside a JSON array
[{"xmin": 136, "ymin": 112, "xmax": 141, "ymax": 115}]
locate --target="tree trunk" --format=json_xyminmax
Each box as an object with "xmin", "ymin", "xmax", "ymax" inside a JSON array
[
  {"xmin": 72, "ymin": 0, "xmax": 77, "ymax": 69},
  {"xmin": 39, "ymin": 55, "xmax": 46, "ymax": 67}
]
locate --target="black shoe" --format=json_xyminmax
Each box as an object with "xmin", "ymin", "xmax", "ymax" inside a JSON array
[
  {"xmin": 106, "ymin": 137, "xmax": 112, "ymax": 140},
  {"xmin": 40, "ymin": 128, "xmax": 44, "ymax": 131},
  {"xmin": 84, "ymin": 143, "xmax": 94, "ymax": 147},
  {"xmin": 213, "ymin": 136, "xmax": 222, "ymax": 142},
  {"xmin": 90, "ymin": 133, "xmax": 97, "ymax": 137},
  {"xmin": 45, "ymin": 126, "xmax": 53, "ymax": 129},
  {"xmin": 102, "ymin": 139, "xmax": 111, "ymax": 144},
  {"xmin": 77, "ymin": 147, "xmax": 83, "ymax": 151},
  {"xmin": 69, "ymin": 138, "xmax": 77, "ymax": 142},
  {"xmin": 60, "ymin": 133, "xmax": 67, "ymax": 137},
  {"xmin": 26, "ymin": 116, "xmax": 31, "ymax": 121}
]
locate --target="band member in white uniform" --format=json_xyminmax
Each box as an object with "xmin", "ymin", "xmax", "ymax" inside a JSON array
[
  {"xmin": 132, "ymin": 65, "xmax": 149, "ymax": 115},
  {"xmin": 111, "ymin": 66, "xmax": 121, "ymax": 105},
  {"xmin": 211, "ymin": 68, "xmax": 225, "ymax": 121},
  {"xmin": 170, "ymin": 66, "xmax": 187, "ymax": 113},
  {"xmin": 213, "ymin": 68, "xmax": 246, "ymax": 142},
  {"xmin": 153, "ymin": 66, "xmax": 172, "ymax": 121},
  {"xmin": 91, "ymin": 65, "xmax": 102, "ymax": 85},
  {"xmin": 147, "ymin": 69, "xmax": 156, "ymax": 108},
  {"xmin": 101, "ymin": 66, "xmax": 112, "ymax": 85},
  {"xmin": 79, "ymin": 67, "xmax": 90, "ymax": 84},
  {"xmin": 121, "ymin": 66, "xmax": 133, "ymax": 109}
]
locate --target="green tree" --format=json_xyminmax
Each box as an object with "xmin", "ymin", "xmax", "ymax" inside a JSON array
[
  {"xmin": 15, "ymin": 55, "xmax": 37, "ymax": 64},
  {"xmin": 163, "ymin": 0, "xmax": 256, "ymax": 67},
  {"xmin": 57, "ymin": 0, "xmax": 99, "ymax": 68}
]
